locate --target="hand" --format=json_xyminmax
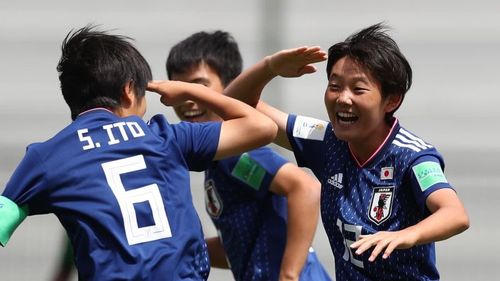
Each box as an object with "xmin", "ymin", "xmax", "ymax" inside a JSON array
[
  {"xmin": 147, "ymin": 80, "xmax": 189, "ymax": 107},
  {"xmin": 266, "ymin": 46, "xmax": 327, "ymax": 78},
  {"xmin": 349, "ymin": 229, "xmax": 418, "ymax": 262}
]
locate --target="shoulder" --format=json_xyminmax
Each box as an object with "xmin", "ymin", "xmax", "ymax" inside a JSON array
[
  {"xmin": 146, "ymin": 114, "xmax": 172, "ymax": 130},
  {"xmin": 392, "ymin": 127, "xmax": 434, "ymax": 153},
  {"xmin": 390, "ymin": 126, "xmax": 445, "ymax": 167},
  {"xmin": 288, "ymin": 114, "xmax": 331, "ymax": 142}
]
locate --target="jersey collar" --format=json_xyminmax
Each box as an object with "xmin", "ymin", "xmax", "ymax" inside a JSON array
[
  {"xmin": 77, "ymin": 107, "xmax": 115, "ymax": 118},
  {"xmin": 349, "ymin": 118, "xmax": 400, "ymax": 168}
]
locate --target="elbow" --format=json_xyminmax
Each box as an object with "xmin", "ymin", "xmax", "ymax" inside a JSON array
[
  {"xmin": 450, "ymin": 209, "xmax": 470, "ymax": 237},
  {"xmin": 256, "ymin": 117, "xmax": 278, "ymax": 146},
  {"xmin": 294, "ymin": 177, "xmax": 321, "ymax": 207},
  {"xmin": 458, "ymin": 212, "xmax": 470, "ymax": 234},
  {"xmin": 306, "ymin": 179, "xmax": 321, "ymax": 205}
]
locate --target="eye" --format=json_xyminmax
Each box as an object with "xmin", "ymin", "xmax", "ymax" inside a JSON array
[
  {"xmin": 328, "ymin": 83, "xmax": 341, "ymax": 92},
  {"xmin": 353, "ymin": 86, "xmax": 369, "ymax": 94}
]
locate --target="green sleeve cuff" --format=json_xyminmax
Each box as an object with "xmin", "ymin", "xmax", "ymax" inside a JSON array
[{"xmin": 0, "ymin": 196, "xmax": 28, "ymax": 247}]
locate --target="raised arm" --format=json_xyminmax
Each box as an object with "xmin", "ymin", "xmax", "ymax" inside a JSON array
[
  {"xmin": 224, "ymin": 47, "xmax": 327, "ymax": 150},
  {"xmin": 147, "ymin": 80, "xmax": 277, "ymax": 160},
  {"xmin": 269, "ymin": 163, "xmax": 321, "ymax": 281}
]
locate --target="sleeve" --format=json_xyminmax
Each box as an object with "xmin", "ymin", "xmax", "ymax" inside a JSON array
[
  {"xmin": 2, "ymin": 144, "xmax": 50, "ymax": 214},
  {"xmin": 0, "ymin": 196, "xmax": 28, "ymax": 246},
  {"xmin": 171, "ymin": 121, "xmax": 221, "ymax": 171},
  {"xmin": 285, "ymin": 114, "xmax": 330, "ymax": 175},
  {"xmin": 229, "ymin": 147, "xmax": 288, "ymax": 198},
  {"xmin": 407, "ymin": 154, "xmax": 453, "ymax": 213}
]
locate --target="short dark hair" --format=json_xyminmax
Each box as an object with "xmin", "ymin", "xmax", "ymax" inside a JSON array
[
  {"xmin": 57, "ymin": 25, "xmax": 152, "ymax": 120},
  {"xmin": 166, "ymin": 30, "xmax": 242, "ymax": 87},
  {"xmin": 326, "ymin": 23, "xmax": 412, "ymax": 119}
]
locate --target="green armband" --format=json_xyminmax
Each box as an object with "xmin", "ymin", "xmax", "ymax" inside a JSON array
[{"xmin": 0, "ymin": 196, "xmax": 28, "ymax": 247}]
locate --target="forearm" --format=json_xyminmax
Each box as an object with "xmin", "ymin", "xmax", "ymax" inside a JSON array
[
  {"xmin": 224, "ymin": 58, "xmax": 276, "ymax": 107},
  {"xmin": 279, "ymin": 182, "xmax": 320, "ymax": 280},
  {"xmin": 405, "ymin": 205, "xmax": 469, "ymax": 245},
  {"xmin": 408, "ymin": 188, "xmax": 470, "ymax": 245},
  {"xmin": 181, "ymin": 83, "xmax": 278, "ymax": 159},
  {"xmin": 185, "ymin": 83, "xmax": 263, "ymax": 121},
  {"xmin": 206, "ymin": 236, "xmax": 230, "ymax": 269}
]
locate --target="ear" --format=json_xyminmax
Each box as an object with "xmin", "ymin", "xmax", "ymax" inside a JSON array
[
  {"xmin": 121, "ymin": 80, "xmax": 135, "ymax": 108},
  {"xmin": 384, "ymin": 94, "xmax": 403, "ymax": 113}
]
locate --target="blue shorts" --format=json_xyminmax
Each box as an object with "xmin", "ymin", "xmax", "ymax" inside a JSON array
[{"xmin": 299, "ymin": 248, "xmax": 333, "ymax": 281}]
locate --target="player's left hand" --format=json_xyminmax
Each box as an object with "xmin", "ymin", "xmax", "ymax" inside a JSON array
[
  {"xmin": 350, "ymin": 229, "xmax": 418, "ymax": 262},
  {"xmin": 266, "ymin": 46, "xmax": 327, "ymax": 78}
]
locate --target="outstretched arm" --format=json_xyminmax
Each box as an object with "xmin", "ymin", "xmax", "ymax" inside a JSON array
[
  {"xmin": 269, "ymin": 163, "xmax": 321, "ymax": 281},
  {"xmin": 224, "ymin": 47, "xmax": 327, "ymax": 150},
  {"xmin": 350, "ymin": 188, "xmax": 470, "ymax": 262},
  {"xmin": 147, "ymin": 81, "xmax": 277, "ymax": 160}
]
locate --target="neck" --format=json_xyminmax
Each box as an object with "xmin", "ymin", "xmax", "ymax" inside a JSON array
[{"xmin": 349, "ymin": 119, "xmax": 396, "ymax": 166}]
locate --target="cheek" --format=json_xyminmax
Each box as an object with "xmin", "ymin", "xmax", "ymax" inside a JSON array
[
  {"xmin": 173, "ymin": 107, "xmax": 184, "ymax": 120},
  {"xmin": 324, "ymin": 91, "xmax": 336, "ymax": 107}
]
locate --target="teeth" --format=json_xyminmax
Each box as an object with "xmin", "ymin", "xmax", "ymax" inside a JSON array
[
  {"xmin": 183, "ymin": 110, "xmax": 203, "ymax": 117},
  {"xmin": 338, "ymin": 112, "xmax": 356, "ymax": 118}
]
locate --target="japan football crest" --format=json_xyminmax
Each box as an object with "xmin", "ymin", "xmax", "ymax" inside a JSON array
[
  {"xmin": 368, "ymin": 186, "xmax": 394, "ymax": 225},
  {"xmin": 204, "ymin": 179, "xmax": 223, "ymax": 218}
]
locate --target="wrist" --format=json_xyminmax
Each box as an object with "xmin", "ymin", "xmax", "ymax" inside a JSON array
[{"xmin": 264, "ymin": 55, "xmax": 279, "ymax": 77}]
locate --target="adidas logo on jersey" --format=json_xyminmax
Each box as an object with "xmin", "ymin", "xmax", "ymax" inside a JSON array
[{"xmin": 327, "ymin": 173, "xmax": 343, "ymax": 189}]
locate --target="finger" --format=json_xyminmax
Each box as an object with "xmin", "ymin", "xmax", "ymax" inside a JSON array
[
  {"xmin": 295, "ymin": 46, "xmax": 309, "ymax": 53},
  {"xmin": 305, "ymin": 51, "xmax": 328, "ymax": 62},
  {"xmin": 358, "ymin": 234, "xmax": 371, "ymax": 240},
  {"xmin": 146, "ymin": 81, "xmax": 160, "ymax": 92},
  {"xmin": 350, "ymin": 234, "xmax": 370, "ymax": 249},
  {"xmin": 285, "ymin": 46, "xmax": 308, "ymax": 56},
  {"xmin": 303, "ymin": 46, "xmax": 321, "ymax": 53},
  {"xmin": 352, "ymin": 238, "xmax": 377, "ymax": 256},
  {"xmin": 382, "ymin": 241, "xmax": 398, "ymax": 259},
  {"xmin": 368, "ymin": 240, "xmax": 389, "ymax": 262},
  {"xmin": 298, "ymin": 65, "xmax": 317, "ymax": 75},
  {"xmin": 159, "ymin": 96, "xmax": 170, "ymax": 106}
]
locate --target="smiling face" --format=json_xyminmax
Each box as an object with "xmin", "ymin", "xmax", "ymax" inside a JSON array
[
  {"xmin": 325, "ymin": 56, "xmax": 401, "ymax": 157},
  {"xmin": 170, "ymin": 62, "xmax": 225, "ymax": 123}
]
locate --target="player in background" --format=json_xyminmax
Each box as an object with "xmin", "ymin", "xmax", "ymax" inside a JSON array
[
  {"xmin": 223, "ymin": 23, "xmax": 470, "ymax": 280},
  {"xmin": 0, "ymin": 25, "xmax": 277, "ymax": 281},
  {"xmin": 166, "ymin": 30, "xmax": 332, "ymax": 281}
]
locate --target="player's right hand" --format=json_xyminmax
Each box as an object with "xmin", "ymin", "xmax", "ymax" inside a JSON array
[
  {"xmin": 147, "ymin": 80, "xmax": 189, "ymax": 107},
  {"xmin": 266, "ymin": 46, "xmax": 327, "ymax": 78}
]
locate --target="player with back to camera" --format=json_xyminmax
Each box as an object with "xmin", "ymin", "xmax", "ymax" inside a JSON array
[
  {"xmin": 224, "ymin": 23, "xmax": 470, "ymax": 280},
  {"xmin": 0, "ymin": 25, "xmax": 278, "ymax": 281},
  {"xmin": 166, "ymin": 30, "xmax": 332, "ymax": 281}
]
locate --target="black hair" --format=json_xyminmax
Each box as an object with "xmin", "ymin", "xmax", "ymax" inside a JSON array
[
  {"xmin": 57, "ymin": 25, "xmax": 152, "ymax": 120},
  {"xmin": 326, "ymin": 23, "xmax": 412, "ymax": 120},
  {"xmin": 166, "ymin": 30, "xmax": 242, "ymax": 87}
]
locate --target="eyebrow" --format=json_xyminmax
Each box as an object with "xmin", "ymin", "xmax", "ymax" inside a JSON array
[
  {"xmin": 329, "ymin": 73, "xmax": 370, "ymax": 84},
  {"xmin": 190, "ymin": 77, "xmax": 211, "ymax": 85}
]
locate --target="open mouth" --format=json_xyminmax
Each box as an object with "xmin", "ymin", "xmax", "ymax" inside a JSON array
[
  {"xmin": 182, "ymin": 110, "xmax": 205, "ymax": 119},
  {"xmin": 336, "ymin": 112, "xmax": 358, "ymax": 124}
]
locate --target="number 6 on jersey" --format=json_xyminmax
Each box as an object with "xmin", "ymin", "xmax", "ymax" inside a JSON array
[{"xmin": 102, "ymin": 155, "xmax": 172, "ymax": 245}]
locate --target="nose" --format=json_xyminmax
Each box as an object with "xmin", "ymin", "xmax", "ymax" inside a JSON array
[
  {"xmin": 336, "ymin": 89, "xmax": 352, "ymax": 106},
  {"xmin": 180, "ymin": 100, "xmax": 197, "ymax": 109}
]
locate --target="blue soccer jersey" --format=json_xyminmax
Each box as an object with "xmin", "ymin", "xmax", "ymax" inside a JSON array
[
  {"xmin": 1, "ymin": 108, "xmax": 221, "ymax": 280},
  {"xmin": 204, "ymin": 147, "xmax": 331, "ymax": 281},
  {"xmin": 287, "ymin": 114, "xmax": 453, "ymax": 281}
]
